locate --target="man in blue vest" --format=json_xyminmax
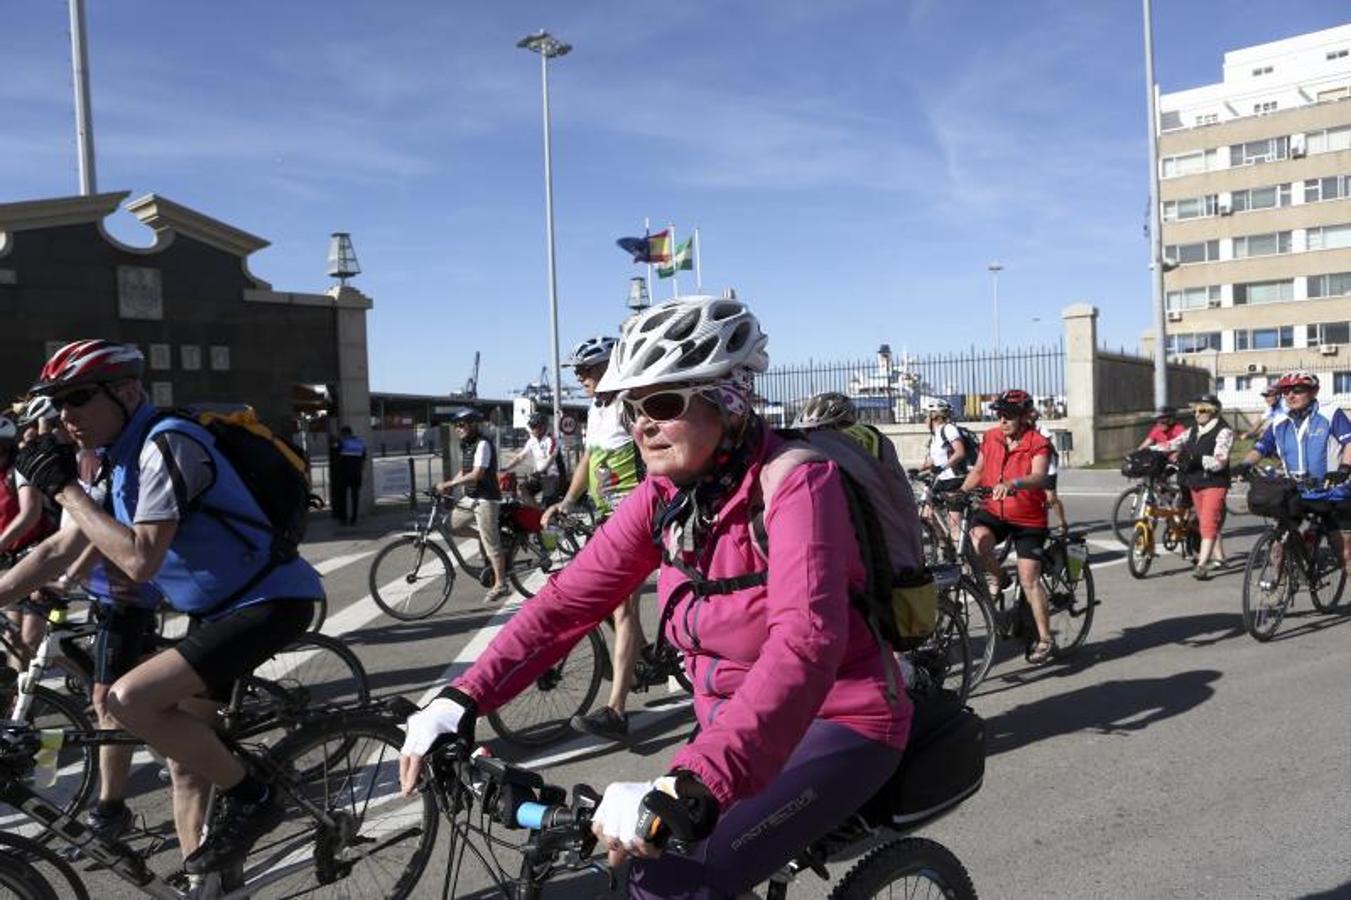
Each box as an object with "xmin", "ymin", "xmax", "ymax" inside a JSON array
[
  {"xmin": 335, "ymin": 425, "xmax": 368, "ymax": 525},
  {"xmin": 7, "ymin": 340, "xmax": 324, "ymax": 878}
]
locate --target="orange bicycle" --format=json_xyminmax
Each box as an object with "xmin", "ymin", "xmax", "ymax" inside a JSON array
[{"xmin": 1126, "ymin": 479, "xmax": 1200, "ymax": 579}]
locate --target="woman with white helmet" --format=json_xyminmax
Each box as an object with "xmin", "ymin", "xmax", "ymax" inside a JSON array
[{"xmin": 401, "ymin": 296, "xmax": 910, "ymax": 897}]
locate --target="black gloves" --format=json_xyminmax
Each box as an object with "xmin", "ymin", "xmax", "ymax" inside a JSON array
[
  {"xmin": 1325, "ymin": 465, "xmax": 1351, "ymax": 486},
  {"xmin": 14, "ymin": 436, "xmax": 78, "ymax": 500},
  {"xmin": 1230, "ymin": 461, "xmax": 1253, "ymax": 481}
]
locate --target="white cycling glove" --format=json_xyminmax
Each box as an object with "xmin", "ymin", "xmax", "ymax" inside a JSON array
[
  {"xmin": 593, "ymin": 780, "xmax": 659, "ymax": 846},
  {"xmin": 400, "ymin": 697, "xmax": 468, "ymax": 757}
]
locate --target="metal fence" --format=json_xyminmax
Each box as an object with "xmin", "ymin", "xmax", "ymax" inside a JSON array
[{"xmin": 756, "ymin": 343, "xmax": 1066, "ymax": 426}]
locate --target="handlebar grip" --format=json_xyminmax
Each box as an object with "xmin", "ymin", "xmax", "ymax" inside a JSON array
[{"xmin": 516, "ymin": 801, "xmax": 552, "ymax": 829}]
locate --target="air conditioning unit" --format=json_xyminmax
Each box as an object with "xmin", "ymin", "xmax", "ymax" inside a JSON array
[
  {"xmin": 1292, "ymin": 134, "xmax": 1308, "ymax": 158},
  {"xmin": 1207, "ymin": 298, "xmax": 1222, "ymax": 308},
  {"xmin": 1218, "ymin": 195, "xmax": 1234, "ymax": 215},
  {"xmin": 1247, "ymin": 363, "xmax": 1267, "ymax": 374},
  {"xmin": 1167, "ymin": 310, "xmax": 1183, "ymax": 322},
  {"xmin": 1320, "ymin": 344, "xmax": 1338, "ymax": 356}
]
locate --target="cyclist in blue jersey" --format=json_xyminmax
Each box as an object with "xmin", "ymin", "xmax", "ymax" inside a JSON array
[
  {"xmin": 4, "ymin": 340, "xmax": 324, "ymax": 877},
  {"xmin": 1236, "ymin": 370, "xmax": 1351, "ymax": 567}
]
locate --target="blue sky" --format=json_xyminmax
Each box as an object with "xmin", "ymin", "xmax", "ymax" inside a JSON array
[{"xmin": 5, "ymin": 2, "xmax": 1349, "ymax": 398}]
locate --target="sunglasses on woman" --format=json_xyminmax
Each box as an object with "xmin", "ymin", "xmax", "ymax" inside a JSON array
[
  {"xmin": 618, "ymin": 385, "xmax": 707, "ymax": 428},
  {"xmin": 50, "ymin": 386, "xmax": 101, "ymax": 411}
]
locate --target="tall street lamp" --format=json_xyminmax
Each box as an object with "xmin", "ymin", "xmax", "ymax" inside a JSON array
[
  {"xmin": 988, "ymin": 262, "xmax": 1004, "ymax": 388},
  {"xmin": 517, "ymin": 29, "xmax": 571, "ymax": 434},
  {"xmin": 1142, "ymin": 0, "xmax": 1169, "ymax": 409}
]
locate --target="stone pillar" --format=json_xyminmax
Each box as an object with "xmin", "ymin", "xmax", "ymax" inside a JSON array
[
  {"xmin": 329, "ymin": 285, "xmax": 375, "ymax": 516},
  {"xmin": 1062, "ymin": 303, "xmax": 1099, "ymax": 465}
]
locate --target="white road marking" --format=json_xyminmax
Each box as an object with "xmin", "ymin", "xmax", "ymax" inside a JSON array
[{"xmin": 313, "ymin": 548, "xmax": 377, "ymax": 577}]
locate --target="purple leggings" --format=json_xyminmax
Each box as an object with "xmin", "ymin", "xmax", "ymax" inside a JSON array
[{"xmin": 628, "ymin": 720, "xmax": 902, "ymax": 899}]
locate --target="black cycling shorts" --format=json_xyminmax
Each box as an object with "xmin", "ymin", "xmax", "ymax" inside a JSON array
[
  {"xmin": 93, "ymin": 604, "xmax": 160, "ymax": 686},
  {"xmin": 178, "ymin": 599, "xmax": 316, "ymax": 700},
  {"xmin": 970, "ymin": 510, "xmax": 1049, "ymax": 562},
  {"xmin": 1044, "ymin": 474, "xmax": 1058, "ymax": 492}
]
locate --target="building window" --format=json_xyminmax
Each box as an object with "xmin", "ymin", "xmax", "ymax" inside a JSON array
[
  {"xmin": 1195, "ymin": 113, "xmax": 1219, "ymax": 126},
  {"xmin": 1307, "ymin": 223, "xmax": 1351, "ymax": 252},
  {"xmin": 1231, "ymin": 183, "xmax": 1291, "ymax": 212},
  {"xmin": 1165, "ymin": 332, "xmax": 1221, "ymax": 354},
  {"xmin": 1309, "ymin": 271, "xmax": 1351, "ymax": 299},
  {"xmin": 1161, "ymin": 149, "xmax": 1217, "ymax": 178},
  {"xmin": 151, "ymin": 382, "xmax": 173, "ymax": 407},
  {"xmin": 180, "ymin": 345, "xmax": 202, "ymax": 371},
  {"xmin": 1252, "ymin": 66, "xmax": 1274, "ymax": 76},
  {"xmin": 1166, "ymin": 285, "xmax": 1220, "ymax": 311},
  {"xmin": 1233, "ymin": 279, "xmax": 1294, "ymax": 305},
  {"xmin": 1235, "ymin": 327, "xmax": 1294, "ymax": 351},
  {"xmin": 1309, "ymin": 322, "xmax": 1351, "ymax": 346},
  {"xmin": 1229, "ymin": 137, "xmax": 1289, "ymax": 167},
  {"xmin": 1328, "ymin": 49, "xmax": 1349, "ymax": 61},
  {"xmin": 1308, "ymin": 125, "xmax": 1351, "ymax": 155},
  {"xmin": 1232, "ymin": 231, "xmax": 1292, "ymax": 258},
  {"xmin": 1233, "ymin": 375, "xmax": 1255, "ymax": 391},
  {"xmin": 1164, "ymin": 239, "xmax": 1220, "ymax": 265},
  {"xmin": 1336, "ymin": 372, "xmax": 1351, "ymax": 393},
  {"xmin": 149, "ymin": 344, "xmax": 171, "ymax": 371},
  {"xmin": 1304, "ymin": 175, "xmax": 1351, "ymax": 203},
  {"xmin": 210, "ymin": 346, "xmax": 231, "ymax": 371},
  {"xmin": 1253, "ymin": 101, "xmax": 1278, "ymax": 115},
  {"xmin": 1162, "ymin": 195, "xmax": 1217, "ymax": 221}
]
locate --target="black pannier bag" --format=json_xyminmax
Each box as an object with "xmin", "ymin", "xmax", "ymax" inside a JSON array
[
  {"xmin": 1121, "ymin": 450, "xmax": 1167, "ymax": 479},
  {"xmin": 860, "ymin": 688, "xmax": 986, "ymax": 830},
  {"xmin": 1247, "ymin": 477, "xmax": 1301, "ymax": 519}
]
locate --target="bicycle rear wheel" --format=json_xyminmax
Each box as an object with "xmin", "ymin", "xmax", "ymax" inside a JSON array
[
  {"xmin": 244, "ymin": 633, "xmax": 370, "ymax": 724},
  {"xmin": 0, "ymin": 833, "xmax": 89, "ymax": 900},
  {"xmin": 827, "ymin": 837, "xmax": 976, "ymax": 900},
  {"xmin": 1242, "ymin": 531, "xmax": 1293, "ymax": 641},
  {"xmin": 368, "ymin": 536, "xmax": 455, "ymax": 620},
  {"xmin": 245, "ymin": 713, "xmax": 437, "ymax": 899},
  {"xmin": 1046, "ymin": 563, "xmax": 1095, "ymax": 658},
  {"xmin": 1111, "ymin": 484, "xmax": 1146, "ymax": 546},
  {"xmin": 504, "ymin": 531, "xmax": 573, "ymax": 599},
  {"xmin": 1309, "ymin": 530, "xmax": 1347, "ymax": 613},
  {"xmin": 0, "ymin": 855, "xmax": 56, "ymax": 900},
  {"xmin": 486, "ymin": 629, "xmax": 605, "ymax": 747},
  {"xmin": 1126, "ymin": 521, "xmax": 1153, "ymax": 579}
]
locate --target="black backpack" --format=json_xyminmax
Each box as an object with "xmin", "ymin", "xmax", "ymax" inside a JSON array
[
  {"xmin": 152, "ymin": 405, "xmax": 317, "ymax": 560},
  {"xmin": 942, "ymin": 424, "xmax": 981, "ymax": 474}
]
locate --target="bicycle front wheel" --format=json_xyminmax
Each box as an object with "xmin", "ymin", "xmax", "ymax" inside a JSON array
[
  {"xmin": 1126, "ymin": 521, "xmax": 1153, "ymax": 579},
  {"xmin": 949, "ymin": 576, "xmax": 996, "ymax": 690},
  {"xmin": 1047, "ymin": 564, "xmax": 1095, "ymax": 658},
  {"xmin": 908, "ymin": 596, "xmax": 972, "ymax": 703},
  {"xmin": 0, "ymin": 832, "xmax": 90, "ymax": 900},
  {"xmin": 368, "ymin": 536, "xmax": 455, "ymax": 620},
  {"xmin": 1242, "ymin": 531, "xmax": 1293, "ymax": 641},
  {"xmin": 1309, "ymin": 530, "xmax": 1347, "ymax": 613},
  {"xmin": 247, "ymin": 713, "xmax": 437, "ymax": 899},
  {"xmin": 10, "ymin": 686, "xmax": 97, "ymax": 840},
  {"xmin": 486, "ymin": 629, "xmax": 605, "ymax": 747},
  {"xmin": 828, "ymin": 837, "xmax": 977, "ymax": 900},
  {"xmin": 1111, "ymin": 484, "xmax": 1146, "ymax": 546}
]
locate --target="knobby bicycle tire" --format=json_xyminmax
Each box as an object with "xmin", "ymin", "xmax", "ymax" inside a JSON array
[
  {"xmin": 487, "ymin": 629, "xmax": 605, "ymax": 747},
  {"xmin": 1242, "ymin": 530, "xmax": 1294, "ymax": 641},
  {"xmin": 246, "ymin": 712, "xmax": 437, "ymax": 899},
  {"xmin": 0, "ymin": 832, "xmax": 89, "ymax": 900},
  {"xmin": 369, "ymin": 535, "xmax": 455, "ymax": 620},
  {"xmin": 9, "ymin": 686, "xmax": 98, "ymax": 840},
  {"xmin": 1308, "ymin": 529, "xmax": 1347, "ymax": 613},
  {"xmin": 827, "ymin": 837, "xmax": 977, "ymax": 900},
  {"xmin": 1126, "ymin": 521, "xmax": 1154, "ymax": 579}
]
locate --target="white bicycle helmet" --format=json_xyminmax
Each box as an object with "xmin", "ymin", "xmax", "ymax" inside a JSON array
[
  {"xmin": 565, "ymin": 336, "xmax": 617, "ymax": 368},
  {"xmin": 923, "ymin": 398, "xmax": 953, "ymax": 416},
  {"xmin": 792, "ymin": 392, "xmax": 857, "ymax": 429},
  {"xmin": 17, "ymin": 396, "xmax": 57, "ymax": 427},
  {"xmin": 596, "ymin": 296, "xmax": 769, "ymax": 394}
]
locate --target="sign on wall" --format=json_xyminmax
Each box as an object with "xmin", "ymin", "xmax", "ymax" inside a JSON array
[{"xmin": 117, "ymin": 266, "xmax": 164, "ymax": 320}]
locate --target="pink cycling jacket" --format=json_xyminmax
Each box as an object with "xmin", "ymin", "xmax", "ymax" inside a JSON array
[{"xmin": 452, "ymin": 430, "xmax": 912, "ymax": 807}]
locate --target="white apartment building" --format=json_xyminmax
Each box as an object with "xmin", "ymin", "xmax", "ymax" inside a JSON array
[{"xmin": 1156, "ymin": 22, "xmax": 1351, "ymax": 408}]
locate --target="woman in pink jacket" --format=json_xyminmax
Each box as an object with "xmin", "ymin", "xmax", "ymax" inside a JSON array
[{"xmin": 399, "ymin": 296, "xmax": 912, "ymax": 898}]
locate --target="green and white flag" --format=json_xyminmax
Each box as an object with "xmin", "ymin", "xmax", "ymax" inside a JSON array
[{"xmin": 657, "ymin": 237, "xmax": 694, "ymax": 278}]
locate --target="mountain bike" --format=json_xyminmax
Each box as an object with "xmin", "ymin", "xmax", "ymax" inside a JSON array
[
  {"xmin": 1240, "ymin": 471, "xmax": 1347, "ymax": 641},
  {"xmin": 908, "ymin": 469, "xmax": 960, "ymax": 566},
  {"xmin": 1, "ymin": 599, "xmax": 368, "ymax": 833},
  {"xmin": 1125, "ymin": 480, "xmax": 1200, "ymax": 579},
  {"xmin": 418, "ymin": 719, "xmax": 979, "ymax": 899},
  {"xmin": 367, "ymin": 491, "xmax": 595, "ymax": 619},
  {"xmin": 1112, "ymin": 450, "xmax": 1180, "ymax": 546},
  {"xmin": 0, "ymin": 698, "xmax": 434, "ymax": 899}
]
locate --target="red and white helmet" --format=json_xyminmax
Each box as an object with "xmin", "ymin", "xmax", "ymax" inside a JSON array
[
  {"xmin": 1277, "ymin": 370, "xmax": 1320, "ymax": 393},
  {"xmin": 32, "ymin": 340, "xmax": 145, "ymax": 395}
]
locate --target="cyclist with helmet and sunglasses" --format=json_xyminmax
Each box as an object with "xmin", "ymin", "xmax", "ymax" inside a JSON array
[
  {"xmin": 402, "ymin": 296, "xmax": 911, "ymax": 898},
  {"xmin": 1, "ymin": 340, "xmax": 324, "ymax": 879},
  {"xmin": 542, "ymin": 336, "xmax": 646, "ymax": 740},
  {"xmin": 1234, "ymin": 370, "xmax": 1351, "ymax": 570},
  {"xmin": 503, "ymin": 411, "xmax": 564, "ymax": 506},
  {"xmin": 960, "ymin": 389, "xmax": 1057, "ymax": 664},
  {"xmin": 436, "ymin": 408, "xmax": 510, "ymax": 602}
]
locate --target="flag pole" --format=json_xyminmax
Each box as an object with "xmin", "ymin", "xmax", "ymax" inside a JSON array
[
  {"xmin": 669, "ymin": 221, "xmax": 679, "ymax": 298},
  {"xmin": 644, "ymin": 216, "xmax": 653, "ymax": 302},
  {"xmin": 693, "ymin": 226, "xmax": 702, "ymax": 292}
]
